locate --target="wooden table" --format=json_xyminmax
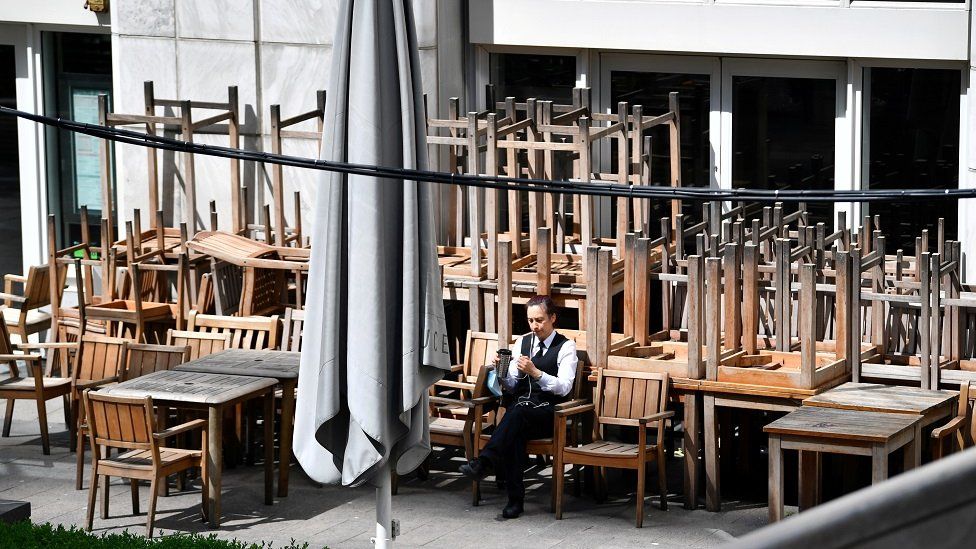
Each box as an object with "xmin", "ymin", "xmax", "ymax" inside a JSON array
[
  {"xmin": 803, "ymin": 382, "xmax": 957, "ymax": 428},
  {"xmin": 764, "ymin": 406, "xmax": 923, "ymax": 522},
  {"xmin": 174, "ymin": 349, "xmax": 300, "ymax": 497},
  {"xmin": 698, "ymin": 380, "xmax": 843, "ymax": 511},
  {"xmin": 101, "ymin": 369, "xmax": 277, "ymax": 527}
]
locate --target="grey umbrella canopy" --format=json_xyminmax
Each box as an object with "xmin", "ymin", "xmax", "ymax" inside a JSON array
[{"xmin": 293, "ymin": 0, "xmax": 450, "ymax": 499}]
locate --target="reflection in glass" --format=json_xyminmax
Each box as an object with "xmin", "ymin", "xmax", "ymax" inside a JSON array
[
  {"xmin": 865, "ymin": 68, "xmax": 959, "ymax": 253},
  {"xmin": 732, "ymin": 76, "xmax": 836, "ymax": 225}
]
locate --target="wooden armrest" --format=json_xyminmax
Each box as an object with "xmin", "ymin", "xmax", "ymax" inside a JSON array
[
  {"xmin": 931, "ymin": 416, "xmax": 966, "ymax": 440},
  {"xmin": 4, "ymin": 274, "xmax": 26, "ymax": 284},
  {"xmin": 74, "ymin": 376, "xmax": 119, "ymax": 390},
  {"xmin": 555, "ymin": 403, "xmax": 595, "ymax": 418},
  {"xmin": 429, "ymin": 395, "xmax": 497, "ymax": 409},
  {"xmin": 16, "ymin": 342, "xmax": 78, "ymax": 350},
  {"xmin": 450, "ymin": 364, "xmax": 465, "ymax": 373},
  {"xmin": 0, "ymin": 292, "xmax": 26, "ymax": 303},
  {"xmin": 154, "ymin": 418, "xmax": 207, "ymax": 441},
  {"xmin": 554, "ymin": 398, "xmax": 590, "ymax": 411},
  {"xmin": 638, "ymin": 411, "xmax": 676, "ymax": 425},
  {"xmin": 435, "ymin": 380, "xmax": 476, "ymax": 391},
  {"xmin": 0, "ymin": 353, "xmax": 41, "ymax": 362}
]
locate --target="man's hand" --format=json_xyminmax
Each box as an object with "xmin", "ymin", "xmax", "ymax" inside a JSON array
[{"xmin": 516, "ymin": 356, "xmax": 542, "ymax": 380}]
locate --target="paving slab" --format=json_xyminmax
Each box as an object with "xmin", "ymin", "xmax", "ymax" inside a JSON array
[{"xmin": 0, "ymin": 395, "xmax": 772, "ymax": 547}]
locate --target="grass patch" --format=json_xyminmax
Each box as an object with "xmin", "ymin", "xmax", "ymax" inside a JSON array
[{"xmin": 0, "ymin": 520, "xmax": 318, "ymax": 548}]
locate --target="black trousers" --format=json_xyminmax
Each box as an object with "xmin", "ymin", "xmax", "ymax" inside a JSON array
[{"xmin": 480, "ymin": 403, "xmax": 554, "ymax": 502}]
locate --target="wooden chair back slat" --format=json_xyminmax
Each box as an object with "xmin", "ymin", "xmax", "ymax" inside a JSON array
[
  {"xmin": 167, "ymin": 329, "xmax": 232, "ymax": 361},
  {"xmin": 84, "ymin": 391, "xmax": 154, "ymax": 449},
  {"xmin": 596, "ymin": 369, "xmax": 669, "ymax": 422},
  {"xmin": 74, "ymin": 334, "xmax": 128, "ymax": 382},
  {"xmin": 281, "ymin": 307, "xmax": 305, "ymax": 352},
  {"xmin": 187, "ymin": 312, "xmax": 280, "ymax": 350},
  {"xmin": 123, "ymin": 343, "xmax": 189, "ymax": 380}
]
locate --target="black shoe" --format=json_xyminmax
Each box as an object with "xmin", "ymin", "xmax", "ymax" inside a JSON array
[
  {"xmin": 459, "ymin": 457, "xmax": 491, "ymax": 480},
  {"xmin": 502, "ymin": 499, "xmax": 524, "ymax": 519}
]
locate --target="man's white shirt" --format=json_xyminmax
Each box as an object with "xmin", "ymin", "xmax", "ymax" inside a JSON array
[{"xmin": 499, "ymin": 331, "xmax": 578, "ymax": 397}]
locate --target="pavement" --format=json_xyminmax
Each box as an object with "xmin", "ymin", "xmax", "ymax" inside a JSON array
[{"xmin": 0, "ymin": 396, "xmax": 772, "ymax": 548}]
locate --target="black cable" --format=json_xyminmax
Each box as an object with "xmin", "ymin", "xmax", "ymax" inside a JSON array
[{"xmin": 1, "ymin": 105, "xmax": 969, "ymax": 204}]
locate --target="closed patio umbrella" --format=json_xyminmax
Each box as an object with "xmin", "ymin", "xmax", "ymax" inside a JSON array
[{"xmin": 293, "ymin": 0, "xmax": 451, "ymax": 546}]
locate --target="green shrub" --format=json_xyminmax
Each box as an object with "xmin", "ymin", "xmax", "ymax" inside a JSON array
[{"xmin": 0, "ymin": 520, "xmax": 318, "ymax": 548}]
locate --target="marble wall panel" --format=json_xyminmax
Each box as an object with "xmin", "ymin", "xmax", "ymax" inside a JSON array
[
  {"xmin": 413, "ymin": 0, "xmax": 437, "ymax": 49},
  {"xmin": 260, "ymin": 43, "xmax": 331, "ymax": 133},
  {"xmin": 113, "ymin": 35, "xmax": 177, "ymax": 115},
  {"xmin": 258, "ymin": 0, "xmax": 336, "ymax": 45},
  {"xmin": 176, "ymin": 39, "xmax": 259, "ymax": 132},
  {"xmin": 254, "ymin": 135, "xmax": 320, "ymax": 236},
  {"xmin": 113, "ymin": 0, "xmax": 175, "ymax": 37},
  {"xmin": 419, "ymin": 46, "xmax": 439, "ymax": 122},
  {"xmin": 175, "ymin": 0, "xmax": 254, "ymax": 41}
]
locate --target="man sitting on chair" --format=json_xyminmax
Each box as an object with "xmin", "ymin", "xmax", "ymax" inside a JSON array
[{"xmin": 459, "ymin": 294, "xmax": 578, "ymax": 519}]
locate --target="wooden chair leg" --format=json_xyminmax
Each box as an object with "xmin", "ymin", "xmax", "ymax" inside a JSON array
[
  {"xmin": 553, "ymin": 450, "xmax": 565, "ymax": 517},
  {"xmin": 36, "ymin": 397, "xmax": 50, "ymax": 455},
  {"xmin": 62, "ymin": 395, "xmax": 71, "ymax": 431},
  {"xmin": 658, "ymin": 453, "xmax": 668, "ymax": 511},
  {"xmin": 636, "ymin": 462, "xmax": 646, "ymax": 528},
  {"xmin": 2, "ymin": 399, "xmax": 14, "ymax": 437},
  {"xmin": 146, "ymin": 478, "xmax": 158, "ymax": 538},
  {"xmin": 573, "ymin": 464, "xmax": 581, "ymax": 497},
  {"xmin": 68, "ymin": 398, "xmax": 78, "ymax": 451},
  {"xmin": 595, "ymin": 467, "xmax": 608, "ymax": 503},
  {"xmin": 130, "ymin": 478, "xmax": 140, "ymax": 515},
  {"xmin": 75, "ymin": 428, "xmax": 86, "ymax": 490},
  {"xmin": 100, "ymin": 449, "xmax": 110, "ymax": 519},
  {"xmin": 86, "ymin": 471, "xmax": 98, "ymax": 531}
]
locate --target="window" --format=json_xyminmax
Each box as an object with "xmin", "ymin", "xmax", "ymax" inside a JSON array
[
  {"xmin": 490, "ymin": 53, "xmax": 576, "ymax": 104},
  {"xmin": 610, "ymin": 71, "xmax": 712, "ymax": 234},
  {"xmin": 863, "ymin": 67, "xmax": 960, "ymax": 253},
  {"xmin": 731, "ymin": 76, "xmax": 836, "ymax": 224}
]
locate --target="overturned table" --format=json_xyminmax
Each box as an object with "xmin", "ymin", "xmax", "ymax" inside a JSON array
[
  {"xmin": 764, "ymin": 406, "xmax": 923, "ymax": 522},
  {"xmin": 175, "ymin": 349, "xmax": 300, "ymax": 497},
  {"xmin": 101, "ymin": 369, "xmax": 277, "ymax": 527}
]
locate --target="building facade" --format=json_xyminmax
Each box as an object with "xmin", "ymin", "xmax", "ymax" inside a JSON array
[{"xmin": 0, "ymin": 0, "xmax": 973, "ymax": 276}]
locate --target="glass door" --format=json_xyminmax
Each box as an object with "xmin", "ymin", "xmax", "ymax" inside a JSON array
[
  {"xmin": 721, "ymin": 59, "xmax": 848, "ymax": 227},
  {"xmin": 43, "ymin": 32, "xmax": 113, "ymax": 251}
]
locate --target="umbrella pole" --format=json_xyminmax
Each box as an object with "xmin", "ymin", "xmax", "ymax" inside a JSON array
[{"xmin": 374, "ymin": 462, "xmax": 396, "ymax": 548}]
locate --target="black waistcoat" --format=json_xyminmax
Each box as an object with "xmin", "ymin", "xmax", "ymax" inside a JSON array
[{"xmin": 510, "ymin": 331, "xmax": 570, "ymax": 407}]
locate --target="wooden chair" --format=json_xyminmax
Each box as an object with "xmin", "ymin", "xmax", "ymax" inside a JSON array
[
  {"xmin": 554, "ymin": 369, "xmax": 674, "ymax": 527},
  {"xmin": 82, "ymin": 390, "xmax": 208, "ymax": 537},
  {"xmin": 123, "ymin": 343, "xmax": 189, "ymax": 381},
  {"xmin": 186, "ymin": 312, "xmax": 280, "ymax": 350},
  {"xmin": 166, "ymin": 330, "xmax": 232, "ymax": 361},
  {"xmin": 0, "ymin": 264, "xmax": 66, "ymax": 343},
  {"xmin": 432, "ymin": 331, "xmax": 506, "ymax": 419},
  {"xmin": 281, "ymin": 307, "xmax": 305, "ymax": 352},
  {"xmin": 931, "ymin": 382, "xmax": 975, "ymax": 459},
  {"xmin": 429, "ymin": 364, "xmax": 498, "ymax": 505},
  {"xmin": 59, "ymin": 334, "xmax": 130, "ymax": 490},
  {"xmin": 0, "ymin": 320, "xmax": 72, "ymax": 455}
]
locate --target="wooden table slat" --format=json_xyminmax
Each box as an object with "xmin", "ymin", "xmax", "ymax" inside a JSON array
[{"xmin": 763, "ymin": 406, "xmax": 921, "ymax": 443}]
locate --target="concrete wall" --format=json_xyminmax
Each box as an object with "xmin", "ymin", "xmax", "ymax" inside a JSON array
[{"xmin": 110, "ymin": 0, "xmax": 463, "ymax": 236}]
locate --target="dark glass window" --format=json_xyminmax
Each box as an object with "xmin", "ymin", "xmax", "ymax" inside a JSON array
[
  {"xmin": 610, "ymin": 71, "xmax": 711, "ymax": 235},
  {"xmin": 490, "ymin": 53, "xmax": 576, "ymax": 104},
  {"xmin": 732, "ymin": 76, "xmax": 836, "ymax": 225},
  {"xmin": 865, "ymin": 67, "xmax": 960, "ymax": 253},
  {"xmin": 0, "ymin": 45, "xmax": 21, "ymax": 279}
]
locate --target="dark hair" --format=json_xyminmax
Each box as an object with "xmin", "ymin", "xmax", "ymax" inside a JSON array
[{"xmin": 526, "ymin": 295, "xmax": 558, "ymax": 318}]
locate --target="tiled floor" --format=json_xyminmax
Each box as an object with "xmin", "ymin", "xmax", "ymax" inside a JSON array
[{"xmin": 0, "ymin": 397, "xmax": 769, "ymax": 548}]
